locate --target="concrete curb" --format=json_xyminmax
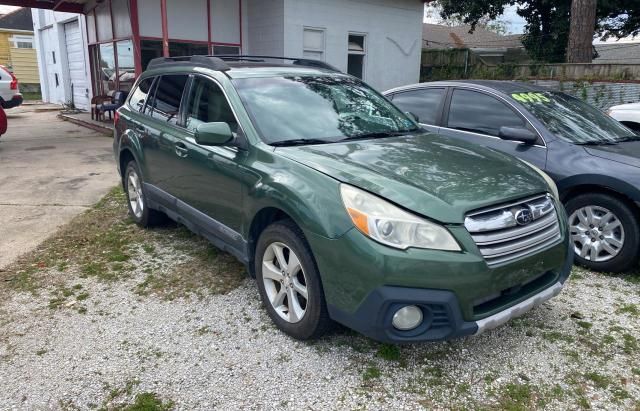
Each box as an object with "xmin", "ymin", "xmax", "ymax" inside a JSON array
[{"xmin": 59, "ymin": 114, "xmax": 113, "ymax": 136}]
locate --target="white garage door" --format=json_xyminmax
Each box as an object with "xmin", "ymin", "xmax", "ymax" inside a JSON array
[{"xmin": 64, "ymin": 20, "xmax": 89, "ymax": 110}]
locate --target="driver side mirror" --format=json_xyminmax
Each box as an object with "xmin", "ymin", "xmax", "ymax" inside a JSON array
[
  {"xmin": 498, "ymin": 126, "xmax": 538, "ymax": 145},
  {"xmin": 195, "ymin": 122, "xmax": 234, "ymax": 146}
]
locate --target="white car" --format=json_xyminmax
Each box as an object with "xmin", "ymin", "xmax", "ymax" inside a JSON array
[
  {"xmin": 607, "ymin": 102, "xmax": 640, "ymax": 133},
  {"xmin": 0, "ymin": 65, "xmax": 22, "ymax": 109}
]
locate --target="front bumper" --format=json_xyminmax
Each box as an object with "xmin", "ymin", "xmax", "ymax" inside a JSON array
[
  {"xmin": 305, "ymin": 207, "xmax": 572, "ymax": 343},
  {"xmin": 324, "ymin": 248, "xmax": 572, "ymax": 344},
  {"xmin": 1, "ymin": 94, "xmax": 22, "ymax": 109}
]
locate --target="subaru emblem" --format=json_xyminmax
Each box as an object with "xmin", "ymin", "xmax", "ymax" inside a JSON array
[{"xmin": 515, "ymin": 209, "xmax": 534, "ymax": 226}]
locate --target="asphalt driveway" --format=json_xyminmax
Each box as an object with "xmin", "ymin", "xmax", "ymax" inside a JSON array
[{"xmin": 0, "ymin": 105, "xmax": 119, "ymax": 268}]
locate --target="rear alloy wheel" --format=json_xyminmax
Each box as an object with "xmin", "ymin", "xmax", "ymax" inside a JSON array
[
  {"xmin": 124, "ymin": 161, "xmax": 165, "ymax": 227},
  {"xmin": 126, "ymin": 167, "xmax": 145, "ymax": 219},
  {"xmin": 255, "ymin": 220, "xmax": 333, "ymax": 340},
  {"xmin": 566, "ymin": 193, "xmax": 639, "ymax": 273}
]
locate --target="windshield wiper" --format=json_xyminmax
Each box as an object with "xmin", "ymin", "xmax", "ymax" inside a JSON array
[
  {"xmin": 339, "ymin": 129, "xmax": 417, "ymax": 142},
  {"xmin": 613, "ymin": 135, "xmax": 640, "ymax": 143},
  {"xmin": 269, "ymin": 138, "xmax": 332, "ymax": 147},
  {"xmin": 574, "ymin": 140, "xmax": 619, "ymax": 146}
]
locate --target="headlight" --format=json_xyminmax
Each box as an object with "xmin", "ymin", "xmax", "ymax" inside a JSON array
[
  {"xmin": 340, "ymin": 184, "xmax": 461, "ymax": 251},
  {"xmin": 520, "ymin": 160, "xmax": 560, "ymax": 200}
]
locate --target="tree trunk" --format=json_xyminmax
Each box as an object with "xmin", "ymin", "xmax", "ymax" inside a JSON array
[{"xmin": 566, "ymin": 0, "xmax": 597, "ymax": 63}]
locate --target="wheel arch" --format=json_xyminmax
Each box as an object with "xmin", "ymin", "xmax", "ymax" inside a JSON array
[{"xmin": 558, "ymin": 175, "xmax": 640, "ymax": 212}]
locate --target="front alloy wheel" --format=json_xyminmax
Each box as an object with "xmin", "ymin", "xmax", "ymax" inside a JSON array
[
  {"xmin": 569, "ymin": 205, "xmax": 624, "ymax": 262},
  {"xmin": 565, "ymin": 193, "xmax": 639, "ymax": 273},
  {"xmin": 255, "ymin": 220, "xmax": 333, "ymax": 340},
  {"xmin": 262, "ymin": 242, "xmax": 308, "ymax": 323}
]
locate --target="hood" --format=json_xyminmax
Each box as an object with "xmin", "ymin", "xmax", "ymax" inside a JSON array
[
  {"xmin": 276, "ymin": 133, "xmax": 548, "ymax": 224},
  {"xmin": 585, "ymin": 142, "xmax": 640, "ymax": 169}
]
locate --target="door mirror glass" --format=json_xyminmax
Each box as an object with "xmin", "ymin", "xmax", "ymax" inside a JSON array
[
  {"xmin": 195, "ymin": 122, "xmax": 234, "ymax": 146},
  {"xmin": 498, "ymin": 126, "xmax": 538, "ymax": 145},
  {"xmin": 405, "ymin": 111, "xmax": 419, "ymax": 123}
]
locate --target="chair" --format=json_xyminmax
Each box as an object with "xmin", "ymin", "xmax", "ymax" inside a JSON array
[
  {"xmin": 97, "ymin": 91, "xmax": 127, "ymax": 121},
  {"xmin": 91, "ymin": 95, "xmax": 111, "ymax": 121}
]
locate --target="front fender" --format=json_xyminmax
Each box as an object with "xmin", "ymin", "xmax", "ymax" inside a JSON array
[{"xmin": 244, "ymin": 161, "xmax": 354, "ymax": 240}]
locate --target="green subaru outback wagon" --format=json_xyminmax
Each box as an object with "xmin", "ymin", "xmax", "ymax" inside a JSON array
[{"xmin": 113, "ymin": 55, "xmax": 572, "ymax": 343}]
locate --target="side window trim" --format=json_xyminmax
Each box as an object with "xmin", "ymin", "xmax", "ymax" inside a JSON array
[
  {"xmin": 182, "ymin": 73, "xmax": 249, "ymax": 148},
  {"xmin": 443, "ymin": 86, "xmax": 546, "ymax": 147}
]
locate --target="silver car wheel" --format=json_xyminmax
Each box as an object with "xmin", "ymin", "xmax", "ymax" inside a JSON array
[
  {"xmin": 261, "ymin": 242, "xmax": 308, "ymax": 323},
  {"xmin": 569, "ymin": 205, "xmax": 624, "ymax": 262},
  {"xmin": 126, "ymin": 168, "xmax": 144, "ymax": 219}
]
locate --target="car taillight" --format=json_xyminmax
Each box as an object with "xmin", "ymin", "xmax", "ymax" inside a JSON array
[
  {"xmin": 8, "ymin": 71, "xmax": 17, "ymax": 90},
  {"xmin": 114, "ymin": 110, "xmax": 120, "ymax": 125}
]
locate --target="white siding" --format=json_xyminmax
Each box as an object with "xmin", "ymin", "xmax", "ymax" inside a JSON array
[
  {"xmin": 211, "ymin": 0, "xmax": 241, "ymax": 44},
  {"xmin": 167, "ymin": 0, "xmax": 208, "ymax": 41},
  {"xmin": 138, "ymin": 0, "xmax": 162, "ymax": 38},
  {"xmin": 282, "ymin": 0, "xmax": 423, "ymax": 91},
  {"xmin": 246, "ymin": 0, "xmax": 285, "ymax": 56}
]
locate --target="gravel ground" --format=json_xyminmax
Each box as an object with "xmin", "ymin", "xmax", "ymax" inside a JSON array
[{"xmin": 1, "ymin": 193, "xmax": 639, "ymax": 410}]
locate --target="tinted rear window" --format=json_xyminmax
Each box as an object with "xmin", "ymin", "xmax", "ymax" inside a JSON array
[
  {"xmin": 129, "ymin": 77, "xmax": 154, "ymax": 113},
  {"xmin": 447, "ymin": 89, "xmax": 526, "ymax": 137},
  {"xmin": 391, "ymin": 88, "xmax": 444, "ymax": 125},
  {"xmin": 148, "ymin": 75, "xmax": 188, "ymax": 125}
]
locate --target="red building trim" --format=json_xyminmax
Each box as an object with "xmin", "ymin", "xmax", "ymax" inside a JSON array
[
  {"xmin": 160, "ymin": 0, "xmax": 169, "ymax": 57},
  {"xmin": 130, "ymin": 0, "xmax": 143, "ymax": 76}
]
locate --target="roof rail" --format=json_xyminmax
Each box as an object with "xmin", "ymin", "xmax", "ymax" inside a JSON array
[
  {"xmin": 212, "ymin": 55, "xmax": 341, "ymax": 72},
  {"xmin": 147, "ymin": 55, "xmax": 230, "ymax": 71}
]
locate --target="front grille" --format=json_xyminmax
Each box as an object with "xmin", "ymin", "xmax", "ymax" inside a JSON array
[{"xmin": 465, "ymin": 194, "xmax": 562, "ymax": 267}]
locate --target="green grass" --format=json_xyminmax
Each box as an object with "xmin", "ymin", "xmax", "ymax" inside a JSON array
[
  {"xmin": 362, "ymin": 366, "xmax": 382, "ymax": 381},
  {"xmin": 22, "ymin": 91, "xmax": 42, "ymax": 101},
  {"xmin": 616, "ymin": 304, "xmax": 640, "ymax": 317},
  {"xmin": 110, "ymin": 393, "xmax": 174, "ymax": 411},
  {"xmin": 0, "ymin": 187, "xmax": 246, "ymax": 303},
  {"xmin": 498, "ymin": 383, "xmax": 534, "ymax": 410},
  {"xmin": 376, "ymin": 344, "xmax": 401, "ymax": 361},
  {"xmin": 583, "ymin": 372, "xmax": 609, "ymax": 389}
]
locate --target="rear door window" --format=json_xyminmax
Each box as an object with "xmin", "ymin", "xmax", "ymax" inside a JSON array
[
  {"xmin": 447, "ymin": 89, "xmax": 526, "ymax": 137},
  {"xmin": 391, "ymin": 88, "xmax": 445, "ymax": 125},
  {"xmin": 128, "ymin": 77, "xmax": 155, "ymax": 113},
  {"xmin": 148, "ymin": 75, "xmax": 189, "ymax": 125}
]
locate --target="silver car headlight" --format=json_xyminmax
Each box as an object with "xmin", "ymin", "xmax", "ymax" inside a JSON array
[{"xmin": 340, "ymin": 184, "xmax": 461, "ymax": 251}]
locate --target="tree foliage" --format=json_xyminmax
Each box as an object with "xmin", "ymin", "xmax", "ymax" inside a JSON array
[{"xmin": 435, "ymin": 0, "xmax": 640, "ymax": 62}]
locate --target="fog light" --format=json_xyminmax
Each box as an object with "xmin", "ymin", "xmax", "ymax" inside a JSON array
[{"xmin": 392, "ymin": 305, "xmax": 423, "ymax": 331}]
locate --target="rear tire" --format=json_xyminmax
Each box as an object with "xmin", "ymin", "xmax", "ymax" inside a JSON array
[
  {"xmin": 565, "ymin": 193, "xmax": 639, "ymax": 273},
  {"xmin": 254, "ymin": 220, "xmax": 333, "ymax": 340},
  {"xmin": 123, "ymin": 161, "xmax": 165, "ymax": 228}
]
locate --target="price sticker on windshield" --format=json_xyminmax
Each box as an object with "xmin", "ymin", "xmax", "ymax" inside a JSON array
[{"xmin": 511, "ymin": 92, "xmax": 551, "ymax": 104}]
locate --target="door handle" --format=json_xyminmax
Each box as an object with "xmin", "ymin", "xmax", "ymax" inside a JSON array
[{"xmin": 175, "ymin": 142, "xmax": 189, "ymax": 158}]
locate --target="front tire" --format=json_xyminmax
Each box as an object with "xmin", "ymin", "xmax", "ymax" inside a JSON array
[
  {"xmin": 566, "ymin": 193, "xmax": 640, "ymax": 273},
  {"xmin": 254, "ymin": 220, "xmax": 333, "ymax": 340}
]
